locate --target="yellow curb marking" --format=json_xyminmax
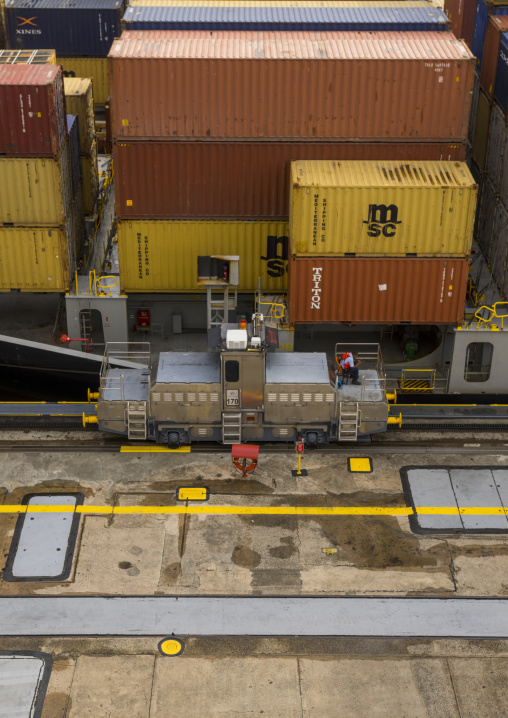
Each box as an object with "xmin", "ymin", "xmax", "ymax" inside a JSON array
[
  {"xmin": 159, "ymin": 639, "xmax": 184, "ymax": 656},
  {"xmin": 349, "ymin": 458, "xmax": 372, "ymax": 472},
  {"xmin": 178, "ymin": 488, "xmax": 208, "ymax": 501}
]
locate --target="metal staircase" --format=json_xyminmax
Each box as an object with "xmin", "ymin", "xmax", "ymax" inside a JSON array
[
  {"xmin": 338, "ymin": 402, "xmax": 360, "ymax": 441},
  {"xmin": 127, "ymin": 401, "xmax": 147, "ymax": 440},
  {"xmin": 222, "ymin": 411, "xmax": 242, "ymax": 444}
]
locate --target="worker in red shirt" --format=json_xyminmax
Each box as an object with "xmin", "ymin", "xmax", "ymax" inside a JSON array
[{"xmin": 339, "ymin": 351, "xmax": 362, "ymax": 385}]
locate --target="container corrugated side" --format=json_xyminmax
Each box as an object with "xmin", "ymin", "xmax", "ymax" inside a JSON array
[
  {"xmin": 0, "ymin": 143, "xmax": 71, "ymax": 225},
  {"xmin": 489, "ymin": 199, "xmax": 508, "ymax": 295},
  {"xmin": 0, "ymin": 49, "xmax": 56, "ymax": 63},
  {"xmin": 66, "ymin": 114, "xmax": 81, "ymax": 199},
  {"xmin": 443, "ymin": 0, "xmax": 476, "ymax": 45},
  {"xmin": 80, "ymin": 140, "xmax": 99, "ymax": 215},
  {"xmin": 476, "ymin": 177, "xmax": 497, "ymax": 255},
  {"xmin": 64, "ymin": 77, "xmax": 95, "ymax": 154},
  {"xmin": 472, "ymin": 89, "xmax": 492, "ymax": 171},
  {"xmin": 58, "ymin": 57, "xmax": 109, "ymax": 105},
  {"xmin": 129, "ymin": 0, "xmax": 445, "ymax": 6},
  {"xmin": 0, "ymin": 64, "xmax": 66, "ymax": 156},
  {"xmin": 5, "ymin": 0, "xmax": 124, "ymax": 57},
  {"xmin": 485, "ymin": 103, "xmax": 508, "ymax": 189},
  {"xmin": 468, "ymin": 71, "xmax": 480, "ymax": 144},
  {"xmin": 109, "ymin": 31, "xmax": 475, "ymax": 142},
  {"xmin": 113, "ymin": 141, "xmax": 467, "ymax": 221},
  {"xmin": 471, "ymin": 0, "xmax": 508, "ymax": 72},
  {"xmin": 121, "ymin": 5, "xmax": 449, "ymax": 31},
  {"xmin": 494, "ymin": 32, "xmax": 508, "ymax": 115},
  {"xmin": 118, "ymin": 220, "xmax": 290, "ymax": 292},
  {"xmin": 289, "ymin": 160, "xmax": 477, "ymax": 256},
  {"xmin": 480, "ymin": 15, "xmax": 508, "ymax": 99},
  {"xmin": 287, "ymin": 257, "xmax": 469, "ymax": 324},
  {"xmin": 0, "ymin": 223, "xmax": 73, "ymax": 291},
  {"xmin": 500, "ymin": 130, "xmax": 508, "ymax": 206}
]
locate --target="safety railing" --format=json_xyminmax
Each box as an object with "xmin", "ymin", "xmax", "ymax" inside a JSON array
[
  {"xmin": 400, "ymin": 368, "xmax": 436, "ymax": 393},
  {"xmin": 255, "ymin": 291, "xmax": 288, "ymax": 324},
  {"xmin": 335, "ymin": 343, "xmax": 385, "ymax": 377},
  {"xmin": 99, "ymin": 342, "xmax": 151, "ymax": 401}
]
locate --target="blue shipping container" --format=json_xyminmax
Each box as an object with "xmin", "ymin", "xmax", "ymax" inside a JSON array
[
  {"xmin": 67, "ymin": 114, "xmax": 81, "ymax": 199},
  {"xmin": 5, "ymin": 0, "xmax": 124, "ymax": 56},
  {"xmin": 471, "ymin": 0, "xmax": 508, "ymax": 72},
  {"xmin": 494, "ymin": 32, "xmax": 508, "ymax": 115},
  {"xmin": 121, "ymin": 5, "xmax": 450, "ymax": 31}
]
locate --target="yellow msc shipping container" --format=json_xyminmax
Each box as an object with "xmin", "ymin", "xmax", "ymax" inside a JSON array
[
  {"xmin": 57, "ymin": 57, "xmax": 109, "ymax": 105},
  {"xmin": 0, "ymin": 143, "xmax": 71, "ymax": 226},
  {"xmin": 118, "ymin": 220, "xmax": 290, "ymax": 293},
  {"xmin": 0, "ymin": 224, "xmax": 74, "ymax": 291},
  {"xmin": 80, "ymin": 140, "xmax": 99, "ymax": 216},
  {"xmin": 64, "ymin": 77, "xmax": 95, "ymax": 154},
  {"xmin": 289, "ymin": 160, "xmax": 477, "ymax": 257},
  {"xmin": 0, "ymin": 49, "xmax": 56, "ymax": 64}
]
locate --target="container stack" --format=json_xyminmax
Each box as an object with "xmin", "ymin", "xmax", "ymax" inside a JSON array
[
  {"xmin": 64, "ymin": 77, "xmax": 99, "ymax": 216},
  {"xmin": 0, "ymin": 64, "xmax": 78, "ymax": 291},
  {"xmin": 3, "ymin": 0, "xmax": 125, "ymax": 106},
  {"xmin": 109, "ymin": 29, "xmax": 474, "ymax": 296},
  {"xmin": 287, "ymin": 160, "xmax": 477, "ymax": 324}
]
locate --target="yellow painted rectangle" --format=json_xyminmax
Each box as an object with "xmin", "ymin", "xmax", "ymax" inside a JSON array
[
  {"xmin": 0, "ymin": 505, "xmax": 26, "ymax": 513},
  {"xmin": 27, "ymin": 505, "xmax": 76, "ymax": 513},
  {"xmin": 289, "ymin": 160, "xmax": 477, "ymax": 256},
  {"xmin": 178, "ymin": 487, "xmax": 208, "ymax": 501},
  {"xmin": 0, "ymin": 225, "xmax": 72, "ymax": 292},
  {"xmin": 80, "ymin": 140, "xmax": 99, "ymax": 216},
  {"xmin": 0, "ymin": 144, "xmax": 71, "ymax": 226},
  {"xmin": 349, "ymin": 458, "xmax": 372, "ymax": 472},
  {"xmin": 75, "ymin": 505, "xmax": 112, "ymax": 514},
  {"xmin": 120, "ymin": 446, "xmax": 191, "ymax": 453},
  {"xmin": 118, "ymin": 220, "xmax": 289, "ymax": 293},
  {"xmin": 64, "ymin": 77, "xmax": 95, "ymax": 154},
  {"xmin": 58, "ymin": 57, "xmax": 110, "ymax": 105}
]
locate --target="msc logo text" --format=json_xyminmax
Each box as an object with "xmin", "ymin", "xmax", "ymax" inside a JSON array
[
  {"xmin": 363, "ymin": 204, "xmax": 401, "ymax": 238},
  {"xmin": 260, "ymin": 235, "xmax": 288, "ymax": 278}
]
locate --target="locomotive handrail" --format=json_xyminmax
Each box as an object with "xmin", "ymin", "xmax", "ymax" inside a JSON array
[{"xmin": 334, "ymin": 343, "xmax": 385, "ymax": 378}]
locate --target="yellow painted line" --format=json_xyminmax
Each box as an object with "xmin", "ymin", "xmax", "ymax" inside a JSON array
[
  {"xmin": 75, "ymin": 505, "xmax": 113, "ymax": 514},
  {"xmin": 120, "ymin": 446, "xmax": 191, "ymax": 453},
  {"xmin": 26, "ymin": 505, "xmax": 76, "ymax": 513},
  {"xmin": 460, "ymin": 507, "xmax": 507, "ymax": 515},
  {"xmin": 0, "ymin": 505, "xmax": 26, "ymax": 513},
  {"xmin": 415, "ymin": 507, "xmax": 461, "ymax": 515}
]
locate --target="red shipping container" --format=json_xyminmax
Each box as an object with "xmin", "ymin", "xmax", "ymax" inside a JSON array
[
  {"xmin": 0, "ymin": 64, "xmax": 67, "ymax": 157},
  {"xmin": 109, "ymin": 30, "xmax": 475, "ymax": 142},
  {"xmin": 114, "ymin": 140, "xmax": 467, "ymax": 220},
  {"xmin": 287, "ymin": 257, "xmax": 469, "ymax": 324},
  {"xmin": 443, "ymin": 0, "xmax": 477, "ymax": 47},
  {"xmin": 480, "ymin": 16, "xmax": 508, "ymax": 101}
]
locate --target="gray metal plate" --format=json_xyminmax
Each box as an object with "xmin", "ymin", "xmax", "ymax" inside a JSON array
[
  {"xmin": 450, "ymin": 469, "xmax": 508, "ymax": 530},
  {"xmin": 405, "ymin": 469, "xmax": 463, "ymax": 530},
  {"xmin": 0, "ymin": 653, "xmax": 52, "ymax": 718},
  {"xmin": 1, "ymin": 597, "xmax": 508, "ymax": 638},
  {"xmin": 4, "ymin": 494, "xmax": 83, "ymax": 582}
]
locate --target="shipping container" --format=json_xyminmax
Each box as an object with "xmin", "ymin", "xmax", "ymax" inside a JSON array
[
  {"xmin": 122, "ymin": 5, "xmax": 449, "ymax": 31},
  {"xmin": 129, "ymin": 0, "xmax": 444, "ymax": 5},
  {"xmin": 472, "ymin": 89, "xmax": 492, "ymax": 170},
  {"xmin": 489, "ymin": 198, "xmax": 508, "ymax": 294},
  {"xmin": 485, "ymin": 103, "xmax": 508, "ymax": 188},
  {"xmin": 471, "ymin": 0, "xmax": 508, "ymax": 71},
  {"xmin": 117, "ymin": 220, "xmax": 290, "ymax": 292},
  {"xmin": 0, "ymin": 64, "xmax": 66, "ymax": 156},
  {"xmin": 0, "ymin": 143, "xmax": 71, "ymax": 225},
  {"xmin": 63, "ymin": 77, "xmax": 95, "ymax": 155},
  {"xmin": 289, "ymin": 160, "xmax": 476, "ymax": 256},
  {"xmin": 443, "ymin": 0, "xmax": 476, "ymax": 46},
  {"xmin": 80, "ymin": 140, "xmax": 99, "ymax": 215},
  {"xmin": 5, "ymin": 0, "xmax": 124, "ymax": 57},
  {"xmin": 476, "ymin": 176, "xmax": 496, "ymax": 255},
  {"xmin": 480, "ymin": 15, "xmax": 508, "ymax": 98},
  {"xmin": 66, "ymin": 114, "xmax": 81, "ymax": 199},
  {"xmin": 109, "ymin": 31, "xmax": 475, "ymax": 142},
  {"xmin": 113, "ymin": 141, "xmax": 467, "ymax": 221},
  {"xmin": 0, "ymin": 48, "xmax": 56, "ymax": 63},
  {"xmin": 0, "ymin": 220, "xmax": 74, "ymax": 291},
  {"xmin": 494, "ymin": 31, "xmax": 508, "ymax": 114},
  {"xmin": 469, "ymin": 71, "xmax": 480, "ymax": 144},
  {"xmin": 58, "ymin": 56, "xmax": 109, "ymax": 105},
  {"xmin": 287, "ymin": 257, "xmax": 469, "ymax": 324},
  {"xmin": 500, "ymin": 129, "xmax": 508, "ymax": 205}
]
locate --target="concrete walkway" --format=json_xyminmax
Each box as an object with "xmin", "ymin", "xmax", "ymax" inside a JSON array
[{"xmin": 1, "ymin": 597, "xmax": 508, "ymax": 637}]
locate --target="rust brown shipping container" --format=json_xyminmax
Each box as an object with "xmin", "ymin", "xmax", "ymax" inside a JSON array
[
  {"xmin": 480, "ymin": 16, "xmax": 508, "ymax": 100},
  {"xmin": 109, "ymin": 30, "xmax": 475, "ymax": 142},
  {"xmin": 114, "ymin": 140, "xmax": 467, "ymax": 220},
  {"xmin": 287, "ymin": 257, "xmax": 469, "ymax": 324},
  {"xmin": 443, "ymin": 0, "xmax": 476, "ymax": 46},
  {"xmin": 0, "ymin": 64, "xmax": 67, "ymax": 157}
]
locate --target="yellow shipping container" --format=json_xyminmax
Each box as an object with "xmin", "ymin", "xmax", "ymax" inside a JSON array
[
  {"xmin": 64, "ymin": 77, "xmax": 95, "ymax": 155},
  {"xmin": 0, "ymin": 49, "xmax": 56, "ymax": 64},
  {"xmin": 118, "ymin": 220, "xmax": 289, "ymax": 292},
  {"xmin": 80, "ymin": 140, "xmax": 99, "ymax": 216},
  {"xmin": 0, "ymin": 224, "xmax": 73, "ymax": 292},
  {"xmin": 57, "ymin": 57, "xmax": 109, "ymax": 105},
  {"xmin": 0, "ymin": 143, "xmax": 71, "ymax": 226},
  {"xmin": 290, "ymin": 160, "xmax": 477, "ymax": 256}
]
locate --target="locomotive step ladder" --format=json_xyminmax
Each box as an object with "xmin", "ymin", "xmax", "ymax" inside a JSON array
[
  {"xmin": 222, "ymin": 411, "xmax": 242, "ymax": 444},
  {"xmin": 127, "ymin": 401, "xmax": 147, "ymax": 440},
  {"xmin": 338, "ymin": 402, "xmax": 360, "ymax": 441}
]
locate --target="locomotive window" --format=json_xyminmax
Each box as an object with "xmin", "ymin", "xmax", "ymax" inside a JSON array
[
  {"xmin": 225, "ymin": 360, "xmax": 240, "ymax": 383},
  {"xmin": 464, "ymin": 342, "xmax": 493, "ymax": 382}
]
